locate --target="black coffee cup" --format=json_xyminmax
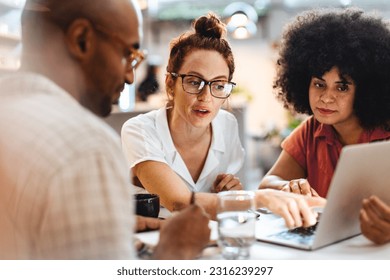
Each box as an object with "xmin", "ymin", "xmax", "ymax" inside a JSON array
[{"xmin": 134, "ymin": 193, "xmax": 160, "ymax": 218}]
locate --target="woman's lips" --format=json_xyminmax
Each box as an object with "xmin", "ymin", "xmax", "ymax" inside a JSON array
[
  {"xmin": 317, "ymin": 107, "xmax": 336, "ymax": 115},
  {"xmin": 192, "ymin": 107, "xmax": 211, "ymax": 117}
]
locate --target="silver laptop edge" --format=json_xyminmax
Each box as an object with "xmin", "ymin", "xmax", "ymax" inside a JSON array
[{"xmin": 256, "ymin": 141, "xmax": 390, "ymax": 250}]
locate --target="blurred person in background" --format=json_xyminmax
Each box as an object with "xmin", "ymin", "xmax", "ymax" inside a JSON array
[{"xmin": 137, "ymin": 60, "xmax": 160, "ymax": 102}]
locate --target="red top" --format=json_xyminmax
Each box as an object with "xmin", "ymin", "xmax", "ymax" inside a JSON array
[{"xmin": 282, "ymin": 116, "xmax": 390, "ymax": 198}]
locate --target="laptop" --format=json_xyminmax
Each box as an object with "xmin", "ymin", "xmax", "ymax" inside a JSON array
[{"xmin": 256, "ymin": 140, "xmax": 390, "ymax": 250}]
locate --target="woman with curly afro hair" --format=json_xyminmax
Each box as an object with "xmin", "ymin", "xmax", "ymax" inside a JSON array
[{"xmin": 259, "ymin": 8, "xmax": 390, "ymax": 243}]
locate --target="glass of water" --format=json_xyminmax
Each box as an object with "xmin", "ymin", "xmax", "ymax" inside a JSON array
[{"xmin": 217, "ymin": 190, "xmax": 256, "ymax": 259}]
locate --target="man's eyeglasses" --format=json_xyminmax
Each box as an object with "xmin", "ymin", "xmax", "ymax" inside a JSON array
[
  {"xmin": 169, "ymin": 73, "xmax": 236, "ymax": 99},
  {"xmin": 93, "ymin": 24, "xmax": 146, "ymax": 70}
]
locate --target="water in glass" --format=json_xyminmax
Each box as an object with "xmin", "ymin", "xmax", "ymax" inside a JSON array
[{"xmin": 217, "ymin": 191, "xmax": 256, "ymax": 259}]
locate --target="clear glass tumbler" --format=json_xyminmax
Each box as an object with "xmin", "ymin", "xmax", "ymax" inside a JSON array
[{"xmin": 217, "ymin": 190, "xmax": 256, "ymax": 259}]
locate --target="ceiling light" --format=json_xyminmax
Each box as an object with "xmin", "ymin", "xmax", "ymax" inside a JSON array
[{"xmin": 223, "ymin": 2, "xmax": 258, "ymax": 39}]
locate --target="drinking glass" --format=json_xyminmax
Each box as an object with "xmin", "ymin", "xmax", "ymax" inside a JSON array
[{"xmin": 217, "ymin": 190, "xmax": 256, "ymax": 259}]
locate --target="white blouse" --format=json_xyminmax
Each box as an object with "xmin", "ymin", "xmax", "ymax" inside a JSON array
[{"xmin": 121, "ymin": 107, "xmax": 245, "ymax": 192}]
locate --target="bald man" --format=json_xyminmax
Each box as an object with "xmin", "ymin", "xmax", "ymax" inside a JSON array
[{"xmin": 0, "ymin": 0, "xmax": 210, "ymax": 259}]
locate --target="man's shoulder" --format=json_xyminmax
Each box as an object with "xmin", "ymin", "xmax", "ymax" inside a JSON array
[{"xmin": 57, "ymin": 107, "xmax": 120, "ymax": 151}]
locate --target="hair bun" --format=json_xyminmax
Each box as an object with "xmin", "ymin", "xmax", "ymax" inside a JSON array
[{"xmin": 194, "ymin": 13, "xmax": 226, "ymax": 39}]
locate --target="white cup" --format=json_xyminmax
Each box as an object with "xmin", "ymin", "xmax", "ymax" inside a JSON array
[{"xmin": 217, "ymin": 190, "xmax": 256, "ymax": 259}]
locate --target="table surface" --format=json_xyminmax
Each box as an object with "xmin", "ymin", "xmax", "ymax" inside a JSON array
[{"xmin": 136, "ymin": 209, "xmax": 390, "ymax": 260}]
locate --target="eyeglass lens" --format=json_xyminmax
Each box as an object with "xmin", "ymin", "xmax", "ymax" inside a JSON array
[
  {"xmin": 182, "ymin": 75, "xmax": 233, "ymax": 98},
  {"xmin": 128, "ymin": 51, "xmax": 145, "ymax": 70}
]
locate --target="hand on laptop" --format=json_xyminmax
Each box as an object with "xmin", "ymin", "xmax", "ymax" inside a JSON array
[
  {"xmin": 281, "ymin": 179, "xmax": 320, "ymax": 197},
  {"xmin": 257, "ymin": 189, "xmax": 327, "ymax": 229},
  {"xmin": 360, "ymin": 195, "xmax": 390, "ymax": 245}
]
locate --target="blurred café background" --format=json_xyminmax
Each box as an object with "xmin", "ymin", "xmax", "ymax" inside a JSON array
[{"xmin": 1, "ymin": 0, "xmax": 389, "ymax": 188}]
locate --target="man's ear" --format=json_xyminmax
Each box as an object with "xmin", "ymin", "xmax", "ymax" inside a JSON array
[{"xmin": 65, "ymin": 18, "xmax": 94, "ymax": 60}]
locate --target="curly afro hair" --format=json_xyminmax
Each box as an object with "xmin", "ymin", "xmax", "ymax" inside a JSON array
[{"xmin": 274, "ymin": 7, "xmax": 390, "ymax": 130}]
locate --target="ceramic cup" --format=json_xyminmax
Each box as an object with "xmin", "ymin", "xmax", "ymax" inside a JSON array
[{"xmin": 134, "ymin": 193, "xmax": 160, "ymax": 218}]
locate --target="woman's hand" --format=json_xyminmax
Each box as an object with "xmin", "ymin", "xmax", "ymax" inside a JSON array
[
  {"xmin": 256, "ymin": 189, "xmax": 327, "ymax": 229},
  {"xmin": 360, "ymin": 195, "xmax": 390, "ymax": 245},
  {"xmin": 281, "ymin": 179, "xmax": 320, "ymax": 197},
  {"xmin": 212, "ymin": 173, "xmax": 243, "ymax": 193}
]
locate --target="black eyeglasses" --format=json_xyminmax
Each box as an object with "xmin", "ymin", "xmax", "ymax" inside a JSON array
[
  {"xmin": 93, "ymin": 24, "xmax": 146, "ymax": 70},
  {"xmin": 169, "ymin": 73, "xmax": 236, "ymax": 99}
]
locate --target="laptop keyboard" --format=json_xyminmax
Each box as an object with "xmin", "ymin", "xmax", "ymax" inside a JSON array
[
  {"xmin": 288, "ymin": 223, "xmax": 318, "ymax": 236},
  {"xmin": 270, "ymin": 222, "xmax": 318, "ymax": 245},
  {"xmin": 289, "ymin": 211, "xmax": 322, "ymax": 237},
  {"xmin": 268, "ymin": 211, "xmax": 321, "ymax": 246}
]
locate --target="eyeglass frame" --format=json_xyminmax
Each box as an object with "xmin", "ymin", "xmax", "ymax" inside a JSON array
[
  {"xmin": 169, "ymin": 72, "xmax": 236, "ymax": 99},
  {"xmin": 92, "ymin": 24, "xmax": 146, "ymax": 70}
]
